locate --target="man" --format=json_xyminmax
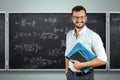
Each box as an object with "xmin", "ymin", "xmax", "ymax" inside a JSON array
[{"xmin": 65, "ymin": 5, "xmax": 107, "ymax": 80}]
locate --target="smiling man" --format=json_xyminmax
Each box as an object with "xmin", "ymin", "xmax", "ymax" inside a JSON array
[{"xmin": 65, "ymin": 5, "xmax": 107, "ymax": 80}]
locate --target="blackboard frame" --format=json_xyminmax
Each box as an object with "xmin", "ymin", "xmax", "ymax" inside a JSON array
[
  {"xmin": 109, "ymin": 12, "xmax": 120, "ymax": 71},
  {"xmin": 0, "ymin": 12, "xmax": 6, "ymax": 71},
  {"xmin": 8, "ymin": 12, "xmax": 107, "ymax": 71}
]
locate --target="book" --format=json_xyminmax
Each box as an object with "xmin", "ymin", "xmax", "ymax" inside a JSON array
[
  {"xmin": 66, "ymin": 42, "xmax": 97, "ymax": 73},
  {"xmin": 67, "ymin": 50, "xmax": 87, "ymax": 62}
]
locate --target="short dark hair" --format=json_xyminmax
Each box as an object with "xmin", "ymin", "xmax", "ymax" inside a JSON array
[{"xmin": 72, "ymin": 5, "xmax": 87, "ymax": 16}]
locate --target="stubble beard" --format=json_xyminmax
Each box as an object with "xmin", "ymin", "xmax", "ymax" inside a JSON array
[{"xmin": 75, "ymin": 21, "xmax": 86, "ymax": 30}]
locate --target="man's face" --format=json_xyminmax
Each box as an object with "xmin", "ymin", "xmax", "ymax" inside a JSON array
[{"xmin": 72, "ymin": 10, "xmax": 87, "ymax": 29}]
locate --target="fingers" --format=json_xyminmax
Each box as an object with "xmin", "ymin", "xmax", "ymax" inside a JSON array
[
  {"xmin": 70, "ymin": 60, "xmax": 76, "ymax": 63},
  {"xmin": 70, "ymin": 60, "xmax": 81, "ymax": 70}
]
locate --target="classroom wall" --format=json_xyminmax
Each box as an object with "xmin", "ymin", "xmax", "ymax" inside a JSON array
[{"xmin": 0, "ymin": 0, "xmax": 120, "ymax": 80}]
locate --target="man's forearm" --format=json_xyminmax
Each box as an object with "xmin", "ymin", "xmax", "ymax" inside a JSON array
[
  {"xmin": 65, "ymin": 57, "xmax": 69, "ymax": 73},
  {"xmin": 82, "ymin": 57, "xmax": 106, "ymax": 68},
  {"xmin": 71, "ymin": 57, "xmax": 106, "ymax": 70}
]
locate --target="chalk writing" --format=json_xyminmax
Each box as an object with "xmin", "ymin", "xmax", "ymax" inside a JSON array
[
  {"xmin": 44, "ymin": 17, "xmax": 57, "ymax": 25},
  {"xmin": 15, "ymin": 18, "xmax": 36, "ymax": 27},
  {"xmin": 14, "ymin": 27, "xmax": 69, "ymax": 39},
  {"xmin": 87, "ymin": 19, "xmax": 98, "ymax": 24},
  {"xmin": 24, "ymin": 56, "xmax": 61, "ymax": 66},
  {"xmin": 111, "ymin": 17, "xmax": 120, "ymax": 22},
  {"xmin": 14, "ymin": 43, "xmax": 41, "ymax": 53},
  {"xmin": 14, "ymin": 43, "xmax": 65, "ymax": 55}
]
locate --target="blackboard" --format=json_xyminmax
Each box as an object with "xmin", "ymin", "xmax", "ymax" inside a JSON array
[
  {"xmin": 110, "ymin": 13, "xmax": 120, "ymax": 70},
  {"xmin": 0, "ymin": 13, "xmax": 5, "ymax": 69},
  {"xmin": 9, "ymin": 13, "xmax": 73, "ymax": 69},
  {"xmin": 9, "ymin": 13, "xmax": 106, "ymax": 70}
]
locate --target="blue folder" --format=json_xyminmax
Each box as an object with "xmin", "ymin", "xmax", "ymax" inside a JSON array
[{"xmin": 66, "ymin": 42, "xmax": 96, "ymax": 73}]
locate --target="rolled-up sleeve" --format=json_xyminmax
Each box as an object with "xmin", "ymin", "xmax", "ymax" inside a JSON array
[{"xmin": 92, "ymin": 34, "xmax": 107, "ymax": 63}]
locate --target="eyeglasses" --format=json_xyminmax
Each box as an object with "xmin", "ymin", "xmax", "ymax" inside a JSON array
[{"xmin": 72, "ymin": 16, "xmax": 86, "ymax": 20}]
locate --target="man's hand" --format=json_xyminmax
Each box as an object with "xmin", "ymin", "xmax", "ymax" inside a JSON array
[{"xmin": 70, "ymin": 60, "xmax": 85, "ymax": 70}]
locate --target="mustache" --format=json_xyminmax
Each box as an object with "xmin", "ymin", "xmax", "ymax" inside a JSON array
[{"xmin": 76, "ymin": 21, "xmax": 84, "ymax": 23}]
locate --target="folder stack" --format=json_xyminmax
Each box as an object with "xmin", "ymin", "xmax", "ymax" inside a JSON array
[{"xmin": 66, "ymin": 42, "xmax": 96, "ymax": 73}]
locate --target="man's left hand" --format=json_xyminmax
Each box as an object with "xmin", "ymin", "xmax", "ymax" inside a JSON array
[{"xmin": 70, "ymin": 60, "xmax": 85, "ymax": 70}]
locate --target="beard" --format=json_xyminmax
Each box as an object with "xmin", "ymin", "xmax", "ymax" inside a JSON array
[{"xmin": 74, "ymin": 21, "xmax": 86, "ymax": 29}]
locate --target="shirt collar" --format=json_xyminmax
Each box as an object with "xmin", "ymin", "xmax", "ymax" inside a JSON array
[{"xmin": 72, "ymin": 25, "xmax": 87, "ymax": 36}]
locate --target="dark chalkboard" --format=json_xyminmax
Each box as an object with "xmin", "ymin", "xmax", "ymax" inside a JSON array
[
  {"xmin": 9, "ymin": 13, "xmax": 106, "ymax": 70},
  {"xmin": 110, "ymin": 13, "xmax": 120, "ymax": 70},
  {"xmin": 0, "ymin": 13, "xmax": 5, "ymax": 69},
  {"xmin": 9, "ymin": 13, "xmax": 73, "ymax": 69}
]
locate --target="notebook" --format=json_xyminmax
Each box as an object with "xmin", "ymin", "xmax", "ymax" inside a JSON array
[{"xmin": 67, "ymin": 50, "xmax": 87, "ymax": 62}]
